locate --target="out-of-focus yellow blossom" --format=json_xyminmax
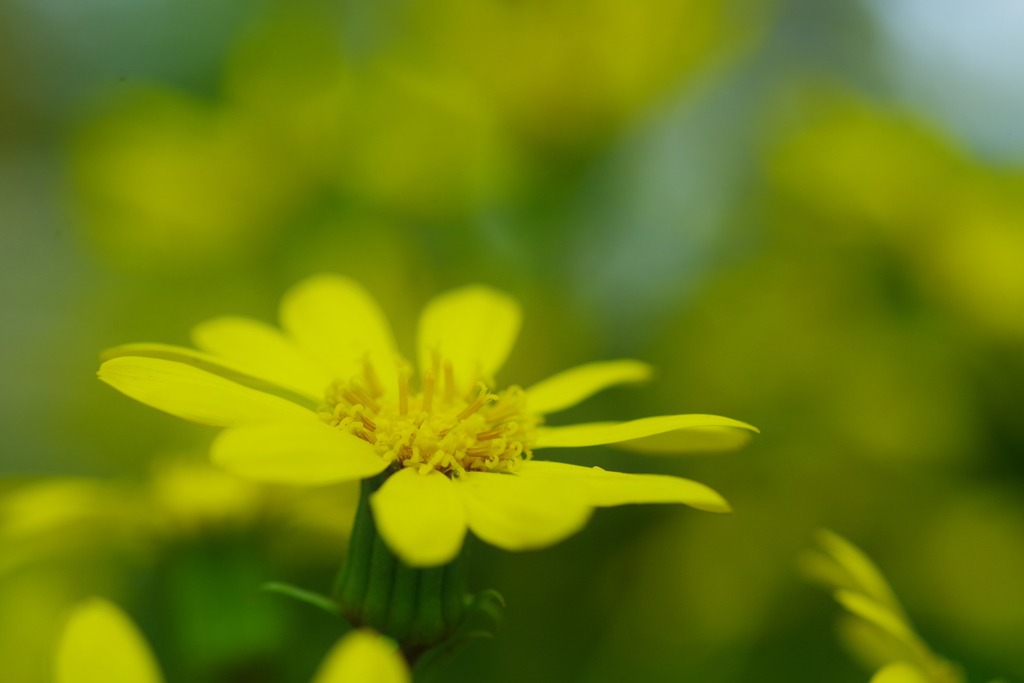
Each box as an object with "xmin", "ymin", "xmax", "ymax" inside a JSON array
[
  {"xmin": 98, "ymin": 274, "xmax": 756, "ymax": 567},
  {"xmin": 804, "ymin": 529, "xmax": 1006, "ymax": 683},
  {"xmin": 771, "ymin": 90, "xmax": 1024, "ymax": 340},
  {"xmin": 55, "ymin": 598, "xmax": 409, "ymax": 683},
  {"xmin": 415, "ymin": 0, "xmax": 730, "ymax": 148}
]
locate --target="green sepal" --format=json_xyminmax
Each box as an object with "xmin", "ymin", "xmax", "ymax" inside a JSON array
[
  {"xmin": 409, "ymin": 589, "xmax": 506, "ymax": 681},
  {"xmin": 261, "ymin": 582, "xmax": 340, "ymax": 617}
]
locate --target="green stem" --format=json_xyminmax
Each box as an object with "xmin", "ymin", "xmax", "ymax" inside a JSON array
[{"xmin": 336, "ymin": 470, "xmax": 470, "ymax": 653}]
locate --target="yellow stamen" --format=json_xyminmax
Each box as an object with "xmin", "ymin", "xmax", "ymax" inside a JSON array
[
  {"xmin": 443, "ymin": 361, "xmax": 455, "ymax": 405},
  {"xmin": 422, "ymin": 371, "xmax": 435, "ymax": 413},
  {"xmin": 363, "ymin": 358, "xmax": 383, "ymax": 398},
  {"xmin": 398, "ymin": 368, "xmax": 410, "ymax": 416}
]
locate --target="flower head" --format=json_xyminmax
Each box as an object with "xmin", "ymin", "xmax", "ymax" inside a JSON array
[
  {"xmin": 99, "ymin": 275, "xmax": 757, "ymax": 566},
  {"xmin": 803, "ymin": 529, "xmax": 992, "ymax": 683}
]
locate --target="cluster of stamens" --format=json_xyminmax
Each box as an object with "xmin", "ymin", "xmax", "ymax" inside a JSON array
[{"xmin": 319, "ymin": 359, "xmax": 538, "ymax": 477}]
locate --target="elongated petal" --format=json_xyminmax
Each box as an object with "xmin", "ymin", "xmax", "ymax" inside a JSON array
[
  {"xmin": 417, "ymin": 285, "xmax": 521, "ymax": 396},
  {"xmin": 100, "ymin": 343, "xmax": 313, "ymax": 398},
  {"xmin": 525, "ymin": 360, "xmax": 652, "ymax": 414},
  {"xmin": 612, "ymin": 425, "xmax": 753, "ymax": 454},
  {"xmin": 211, "ymin": 421, "xmax": 387, "ymax": 485},
  {"xmin": 280, "ymin": 274, "xmax": 398, "ymax": 393},
  {"xmin": 371, "ymin": 468, "xmax": 467, "ymax": 567},
  {"xmin": 313, "ymin": 629, "xmax": 410, "ymax": 683},
  {"xmin": 835, "ymin": 591, "xmax": 921, "ymax": 652},
  {"xmin": 192, "ymin": 316, "xmax": 332, "ymax": 399},
  {"xmin": 98, "ymin": 357, "xmax": 316, "ymax": 428},
  {"xmin": 457, "ymin": 471, "xmax": 591, "ymax": 552},
  {"xmin": 870, "ymin": 662, "xmax": 931, "ymax": 683},
  {"xmin": 817, "ymin": 529, "xmax": 905, "ymax": 616},
  {"xmin": 535, "ymin": 414, "xmax": 759, "ymax": 449},
  {"xmin": 55, "ymin": 598, "xmax": 164, "ymax": 683},
  {"xmin": 519, "ymin": 461, "xmax": 730, "ymax": 513}
]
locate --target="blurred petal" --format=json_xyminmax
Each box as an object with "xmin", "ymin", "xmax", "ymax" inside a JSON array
[
  {"xmin": 99, "ymin": 342, "xmax": 311, "ymax": 397},
  {"xmin": 313, "ymin": 629, "xmax": 409, "ymax": 683},
  {"xmin": 55, "ymin": 598, "xmax": 164, "ymax": 683},
  {"xmin": 457, "ymin": 471, "xmax": 591, "ymax": 552},
  {"xmin": 98, "ymin": 356, "xmax": 316, "ymax": 427},
  {"xmin": 817, "ymin": 529, "xmax": 905, "ymax": 615},
  {"xmin": 192, "ymin": 316, "xmax": 332, "ymax": 399},
  {"xmin": 212, "ymin": 421, "xmax": 387, "ymax": 485},
  {"xmin": 834, "ymin": 591, "xmax": 921, "ymax": 652},
  {"xmin": 280, "ymin": 274, "xmax": 398, "ymax": 392},
  {"xmin": 525, "ymin": 359, "xmax": 652, "ymax": 414},
  {"xmin": 870, "ymin": 662, "xmax": 931, "ymax": 683},
  {"xmin": 417, "ymin": 285, "xmax": 521, "ymax": 395},
  {"xmin": 612, "ymin": 425, "xmax": 753, "ymax": 454},
  {"xmin": 535, "ymin": 414, "xmax": 759, "ymax": 448},
  {"xmin": 371, "ymin": 468, "xmax": 467, "ymax": 567},
  {"xmin": 520, "ymin": 461, "xmax": 731, "ymax": 513}
]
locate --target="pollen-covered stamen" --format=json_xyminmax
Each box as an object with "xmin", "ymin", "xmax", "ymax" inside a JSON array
[
  {"xmin": 321, "ymin": 361, "xmax": 540, "ymax": 477},
  {"xmin": 363, "ymin": 358, "xmax": 384, "ymax": 398},
  {"xmin": 443, "ymin": 361, "xmax": 455, "ymax": 406}
]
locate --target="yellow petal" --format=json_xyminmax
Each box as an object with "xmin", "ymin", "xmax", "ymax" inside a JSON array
[
  {"xmin": 612, "ymin": 425, "xmax": 753, "ymax": 454},
  {"xmin": 525, "ymin": 360, "xmax": 652, "ymax": 414},
  {"xmin": 457, "ymin": 471, "xmax": 591, "ymax": 552},
  {"xmin": 817, "ymin": 529, "xmax": 905, "ymax": 616},
  {"xmin": 312, "ymin": 629, "xmax": 410, "ymax": 683},
  {"xmin": 519, "ymin": 461, "xmax": 731, "ymax": 513},
  {"xmin": 192, "ymin": 316, "xmax": 332, "ymax": 399},
  {"xmin": 535, "ymin": 414, "xmax": 759, "ymax": 449},
  {"xmin": 55, "ymin": 598, "xmax": 164, "ymax": 683},
  {"xmin": 417, "ymin": 285, "xmax": 521, "ymax": 396},
  {"xmin": 869, "ymin": 662, "xmax": 931, "ymax": 683},
  {"xmin": 834, "ymin": 591, "xmax": 922, "ymax": 653},
  {"xmin": 100, "ymin": 343, "xmax": 310, "ymax": 398},
  {"xmin": 371, "ymin": 468, "xmax": 467, "ymax": 567},
  {"xmin": 280, "ymin": 274, "xmax": 398, "ymax": 393},
  {"xmin": 98, "ymin": 356, "xmax": 317, "ymax": 427},
  {"xmin": 211, "ymin": 421, "xmax": 387, "ymax": 485}
]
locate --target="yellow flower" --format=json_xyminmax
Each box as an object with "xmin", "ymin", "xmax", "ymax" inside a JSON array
[
  {"xmin": 804, "ymin": 530, "xmax": 1005, "ymax": 683},
  {"xmin": 55, "ymin": 597, "xmax": 408, "ymax": 683},
  {"xmin": 99, "ymin": 275, "xmax": 756, "ymax": 567}
]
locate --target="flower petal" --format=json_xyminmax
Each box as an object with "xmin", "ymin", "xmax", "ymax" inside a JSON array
[
  {"xmin": 55, "ymin": 598, "xmax": 164, "ymax": 683},
  {"xmin": 417, "ymin": 285, "xmax": 521, "ymax": 396},
  {"xmin": 611, "ymin": 425, "xmax": 753, "ymax": 454},
  {"xmin": 525, "ymin": 360, "xmax": 652, "ymax": 414},
  {"xmin": 535, "ymin": 414, "xmax": 759, "ymax": 449},
  {"xmin": 834, "ymin": 591, "xmax": 922, "ymax": 652},
  {"xmin": 280, "ymin": 274, "xmax": 398, "ymax": 393},
  {"xmin": 99, "ymin": 343, "xmax": 310, "ymax": 398},
  {"xmin": 192, "ymin": 316, "xmax": 332, "ymax": 399},
  {"xmin": 98, "ymin": 357, "xmax": 317, "ymax": 428},
  {"xmin": 371, "ymin": 468, "xmax": 467, "ymax": 567},
  {"xmin": 869, "ymin": 663, "xmax": 931, "ymax": 683},
  {"xmin": 518, "ymin": 461, "xmax": 731, "ymax": 513},
  {"xmin": 211, "ymin": 421, "xmax": 387, "ymax": 485},
  {"xmin": 456, "ymin": 471, "xmax": 591, "ymax": 552},
  {"xmin": 816, "ymin": 529, "xmax": 904, "ymax": 615},
  {"xmin": 312, "ymin": 629, "xmax": 410, "ymax": 683}
]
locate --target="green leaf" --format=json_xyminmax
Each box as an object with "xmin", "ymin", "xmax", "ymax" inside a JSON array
[{"xmin": 261, "ymin": 582, "xmax": 341, "ymax": 616}]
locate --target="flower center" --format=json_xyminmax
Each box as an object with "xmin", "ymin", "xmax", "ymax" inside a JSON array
[{"xmin": 318, "ymin": 360, "xmax": 538, "ymax": 477}]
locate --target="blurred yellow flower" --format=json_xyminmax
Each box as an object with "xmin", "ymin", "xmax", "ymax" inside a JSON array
[
  {"xmin": 803, "ymin": 529, "xmax": 993, "ymax": 683},
  {"xmin": 55, "ymin": 598, "xmax": 408, "ymax": 683},
  {"xmin": 99, "ymin": 275, "xmax": 755, "ymax": 566}
]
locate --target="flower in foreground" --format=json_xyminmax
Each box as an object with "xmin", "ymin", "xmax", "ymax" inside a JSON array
[
  {"xmin": 99, "ymin": 275, "xmax": 757, "ymax": 567},
  {"xmin": 804, "ymin": 529, "xmax": 1005, "ymax": 683},
  {"xmin": 55, "ymin": 597, "xmax": 408, "ymax": 683}
]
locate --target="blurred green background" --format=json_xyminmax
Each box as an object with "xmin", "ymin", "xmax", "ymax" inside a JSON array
[{"xmin": 3, "ymin": 0, "xmax": 1024, "ymax": 681}]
